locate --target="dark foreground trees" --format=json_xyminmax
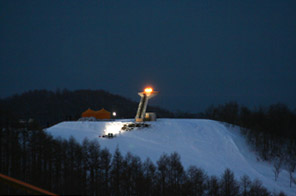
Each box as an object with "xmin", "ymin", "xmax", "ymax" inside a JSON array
[{"xmin": 0, "ymin": 121, "xmax": 285, "ymax": 195}]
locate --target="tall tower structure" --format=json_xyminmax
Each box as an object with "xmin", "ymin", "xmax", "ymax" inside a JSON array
[{"xmin": 135, "ymin": 87, "xmax": 158, "ymax": 122}]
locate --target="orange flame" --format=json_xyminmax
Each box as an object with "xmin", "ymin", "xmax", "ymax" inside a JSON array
[{"xmin": 144, "ymin": 87, "xmax": 153, "ymax": 94}]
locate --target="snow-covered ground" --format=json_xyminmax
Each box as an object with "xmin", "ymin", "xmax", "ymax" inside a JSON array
[{"xmin": 46, "ymin": 119, "xmax": 295, "ymax": 195}]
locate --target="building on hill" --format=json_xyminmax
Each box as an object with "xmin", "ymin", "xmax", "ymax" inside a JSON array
[
  {"xmin": 81, "ymin": 108, "xmax": 111, "ymax": 120},
  {"xmin": 94, "ymin": 108, "xmax": 111, "ymax": 119},
  {"xmin": 81, "ymin": 108, "xmax": 96, "ymax": 118}
]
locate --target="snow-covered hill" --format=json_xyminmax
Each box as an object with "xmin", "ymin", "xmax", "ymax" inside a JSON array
[{"xmin": 46, "ymin": 119, "xmax": 295, "ymax": 195}]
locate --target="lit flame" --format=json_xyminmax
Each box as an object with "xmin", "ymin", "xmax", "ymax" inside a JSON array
[{"xmin": 144, "ymin": 87, "xmax": 153, "ymax": 94}]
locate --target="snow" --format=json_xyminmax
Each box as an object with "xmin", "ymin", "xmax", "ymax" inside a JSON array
[{"xmin": 46, "ymin": 118, "xmax": 295, "ymax": 195}]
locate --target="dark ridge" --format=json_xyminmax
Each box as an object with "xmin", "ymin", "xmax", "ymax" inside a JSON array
[{"xmin": 0, "ymin": 89, "xmax": 174, "ymax": 127}]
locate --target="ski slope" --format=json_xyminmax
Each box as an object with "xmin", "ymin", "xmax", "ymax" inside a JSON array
[{"xmin": 46, "ymin": 119, "xmax": 295, "ymax": 195}]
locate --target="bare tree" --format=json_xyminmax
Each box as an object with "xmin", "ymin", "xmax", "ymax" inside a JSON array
[
  {"xmin": 186, "ymin": 166, "xmax": 208, "ymax": 196},
  {"xmin": 288, "ymin": 159, "xmax": 296, "ymax": 187},
  {"xmin": 207, "ymin": 176, "xmax": 220, "ymax": 196},
  {"xmin": 273, "ymin": 156, "xmax": 283, "ymax": 181},
  {"xmin": 249, "ymin": 179, "xmax": 269, "ymax": 196},
  {"xmin": 240, "ymin": 175, "xmax": 251, "ymax": 196},
  {"xmin": 220, "ymin": 168, "xmax": 239, "ymax": 196}
]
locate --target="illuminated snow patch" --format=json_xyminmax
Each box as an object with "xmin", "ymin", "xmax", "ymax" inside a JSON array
[{"xmin": 103, "ymin": 122, "xmax": 125, "ymax": 135}]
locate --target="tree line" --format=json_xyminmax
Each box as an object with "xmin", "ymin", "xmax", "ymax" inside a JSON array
[
  {"xmin": 0, "ymin": 119, "xmax": 286, "ymax": 196},
  {"xmin": 0, "ymin": 89, "xmax": 174, "ymax": 127}
]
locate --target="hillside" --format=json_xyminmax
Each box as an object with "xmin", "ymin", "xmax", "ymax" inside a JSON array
[
  {"xmin": 0, "ymin": 89, "xmax": 174, "ymax": 127},
  {"xmin": 46, "ymin": 118, "xmax": 295, "ymax": 195}
]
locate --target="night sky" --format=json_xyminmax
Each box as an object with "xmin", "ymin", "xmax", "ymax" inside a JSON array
[{"xmin": 1, "ymin": 0, "xmax": 296, "ymax": 112}]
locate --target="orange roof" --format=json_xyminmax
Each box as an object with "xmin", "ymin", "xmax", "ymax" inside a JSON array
[
  {"xmin": 96, "ymin": 108, "xmax": 110, "ymax": 114},
  {"xmin": 81, "ymin": 108, "xmax": 110, "ymax": 119},
  {"xmin": 81, "ymin": 108, "xmax": 96, "ymax": 118},
  {"xmin": 95, "ymin": 108, "xmax": 110, "ymax": 119}
]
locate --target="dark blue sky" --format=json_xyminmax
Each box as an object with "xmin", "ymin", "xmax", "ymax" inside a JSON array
[{"xmin": 1, "ymin": 0, "xmax": 296, "ymax": 112}]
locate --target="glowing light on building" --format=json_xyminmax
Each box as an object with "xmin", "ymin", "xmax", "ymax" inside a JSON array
[
  {"xmin": 135, "ymin": 87, "xmax": 158, "ymax": 122},
  {"xmin": 144, "ymin": 87, "xmax": 153, "ymax": 94}
]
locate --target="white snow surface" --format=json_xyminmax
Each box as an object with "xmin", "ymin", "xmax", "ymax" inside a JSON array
[{"xmin": 46, "ymin": 119, "xmax": 295, "ymax": 195}]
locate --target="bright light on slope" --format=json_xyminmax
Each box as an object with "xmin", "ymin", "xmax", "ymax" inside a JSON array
[{"xmin": 103, "ymin": 122, "xmax": 124, "ymax": 135}]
